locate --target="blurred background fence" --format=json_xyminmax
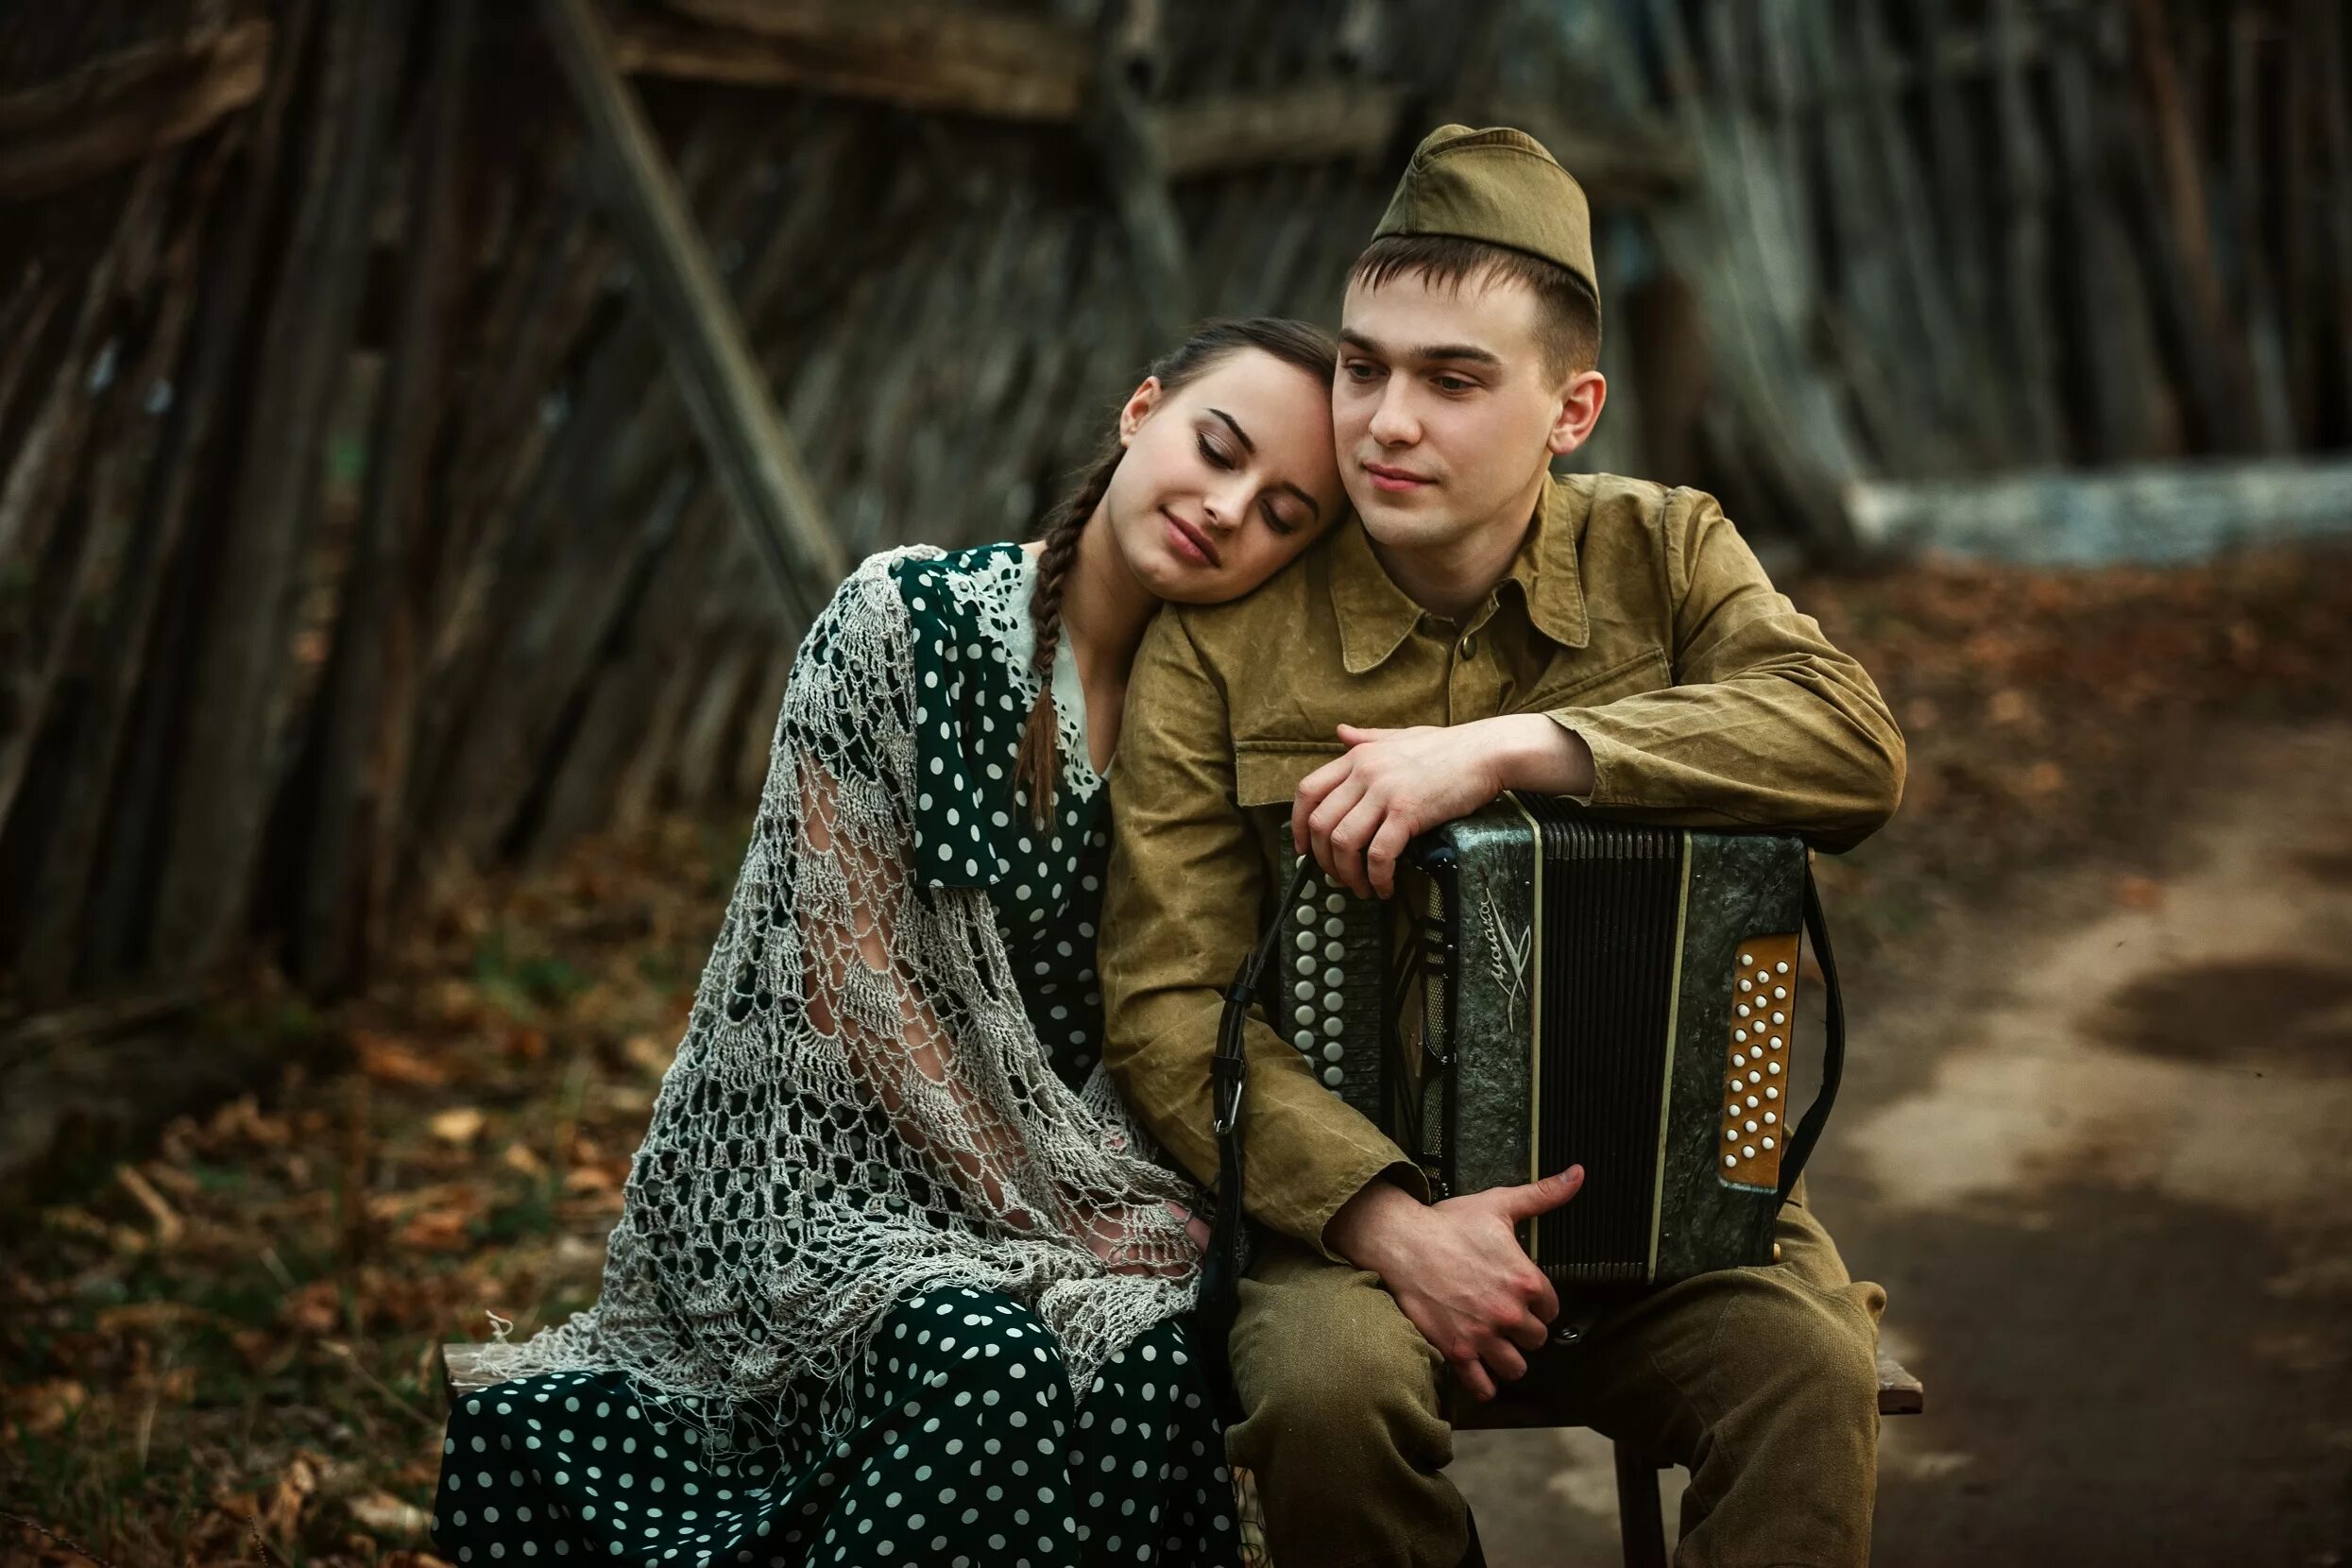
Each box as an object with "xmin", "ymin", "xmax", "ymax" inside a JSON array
[{"xmin": 2, "ymin": 0, "xmax": 2347, "ymax": 1188}]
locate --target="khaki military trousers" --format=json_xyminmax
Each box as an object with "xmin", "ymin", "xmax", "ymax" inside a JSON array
[{"xmin": 1225, "ymin": 1184, "xmax": 1886, "ymax": 1568}]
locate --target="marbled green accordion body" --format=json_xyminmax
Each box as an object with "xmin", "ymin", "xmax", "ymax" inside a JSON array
[{"xmin": 1282, "ymin": 795, "xmax": 1831, "ymax": 1291}]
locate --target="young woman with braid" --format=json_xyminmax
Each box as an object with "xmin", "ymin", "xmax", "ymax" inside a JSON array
[{"xmin": 432, "ymin": 317, "xmax": 1346, "ymax": 1568}]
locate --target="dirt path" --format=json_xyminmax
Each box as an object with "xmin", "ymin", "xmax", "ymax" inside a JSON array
[{"xmin": 1456, "ymin": 720, "xmax": 2352, "ymax": 1565}]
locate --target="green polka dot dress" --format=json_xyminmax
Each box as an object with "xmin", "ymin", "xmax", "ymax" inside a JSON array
[{"xmin": 431, "ymin": 545, "xmax": 1238, "ymax": 1566}]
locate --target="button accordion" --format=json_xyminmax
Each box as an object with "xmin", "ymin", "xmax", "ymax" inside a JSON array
[{"xmin": 1208, "ymin": 794, "xmax": 1847, "ymax": 1303}]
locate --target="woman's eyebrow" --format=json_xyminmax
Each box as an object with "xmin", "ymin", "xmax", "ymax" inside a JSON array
[
  {"xmin": 1206, "ymin": 408, "xmax": 1321, "ymax": 519},
  {"xmin": 1207, "ymin": 407, "xmax": 1254, "ymax": 454}
]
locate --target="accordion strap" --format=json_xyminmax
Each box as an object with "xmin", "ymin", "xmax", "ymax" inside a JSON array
[
  {"xmin": 1777, "ymin": 864, "xmax": 1846, "ymax": 1202},
  {"xmin": 1197, "ymin": 857, "xmax": 1313, "ymax": 1423}
]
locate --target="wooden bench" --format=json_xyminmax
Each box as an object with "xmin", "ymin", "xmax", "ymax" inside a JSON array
[{"xmin": 440, "ymin": 1341, "xmax": 1923, "ymax": 1568}]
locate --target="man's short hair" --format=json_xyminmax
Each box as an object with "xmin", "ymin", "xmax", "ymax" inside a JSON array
[{"xmin": 1349, "ymin": 233, "xmax": 1602, "ymax": 383}]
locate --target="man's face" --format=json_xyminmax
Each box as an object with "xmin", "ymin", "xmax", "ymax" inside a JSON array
[{"xmin": 1334, "ymin": 268, "xmax": 1567, "ymax": 554}]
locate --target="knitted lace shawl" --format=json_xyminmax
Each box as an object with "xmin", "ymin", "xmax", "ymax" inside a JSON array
[{"xmin": 462, "ymin": 549, "xmax": 1202, "ymax": 1451}]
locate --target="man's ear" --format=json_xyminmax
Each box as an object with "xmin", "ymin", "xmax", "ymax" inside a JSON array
[
  {"xmin": 1117, "ymin": 376, "xmax": 1167, "ymax": 449},
  {"xmin": 1546, "ymin": 369, "xmax": 1608, "ymax": 458}
]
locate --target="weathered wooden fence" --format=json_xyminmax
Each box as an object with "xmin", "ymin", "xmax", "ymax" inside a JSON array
[{"xmin": 0, "ymin": 0, "xmax": 2343, "ymax": 1189}]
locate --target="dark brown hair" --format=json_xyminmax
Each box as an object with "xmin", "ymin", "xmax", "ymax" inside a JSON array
[
  {"xmin": 1350, "ymin": 233, "xmax": 1602, "ymax": 383},
  {"xmin": 1013, "ymin": 316, "xmax": 1338, "ymax": 825}
]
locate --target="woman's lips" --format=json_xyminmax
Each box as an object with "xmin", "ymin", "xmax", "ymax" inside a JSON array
[
  {"xmin": 1163, "ymin": 510, "xmax": 1220, "ymax": 567},
  {"xmin": 1363, "ymin": 462, "xmax": 1433, "ymax": 493}
]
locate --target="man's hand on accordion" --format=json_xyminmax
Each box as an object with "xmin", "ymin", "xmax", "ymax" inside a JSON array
[
  {"xmin": 1293, "ymin": 715, "xmax": 1594, "ymax": 898},
  {"xmin": 1326, "ymin": 1164, "xmax": 1587, "ymax": 1402}
]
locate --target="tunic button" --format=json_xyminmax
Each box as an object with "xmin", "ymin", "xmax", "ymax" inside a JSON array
[{"xmin": 1459, "ymin": 636, "xmax": 1475, "ymax": 658}]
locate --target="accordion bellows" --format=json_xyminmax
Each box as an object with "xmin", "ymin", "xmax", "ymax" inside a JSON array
[{"xmin": 1283, "ymin": 794, "xmax": 1819, "ymax": 1290}]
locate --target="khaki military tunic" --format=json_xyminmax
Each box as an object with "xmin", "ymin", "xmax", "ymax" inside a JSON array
[{"xmin": 1099, "ymin": 470, "xmax": 1906, "ymax": 1254}]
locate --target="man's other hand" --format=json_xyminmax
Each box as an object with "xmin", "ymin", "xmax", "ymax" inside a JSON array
[{"xmin": 1325, "ymin": 1167, "xmax": 1585, "ymax": 1401}]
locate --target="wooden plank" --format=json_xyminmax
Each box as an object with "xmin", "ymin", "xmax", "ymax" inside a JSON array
[
  {"xmin": 295, "ymin": 0, "xmax": 477, "ymax": 996},
  {"xmin": 538, "ymin": 0, "xmax": 845, "ymax": 623},
  {"xmin": 150, "ymin": 0, "xmax": 402, "ymax": 974},
  {"xmin": 1153, "ymin": 79, "xmax": 1404, "ymax": 179},
  {"xmin": 1986, "ymin": 0, "xmax": 2064, "ymax": 463},
  {"xmin": 1875, "ymin": 1347, "xmax": 1925, "ymax": 1417},
  {"xmin": 1086, "ymin": 0, "xmax": 1196, "ymax": 345},
  {"xmin": 0, "ymin": 21, "xmax": 274, "ymax": 200},
  {"xmin": 41, "ymin": 5, "xmax": 318, "ymax": 996},
  {"xmin": 611, "ymin": 9, "xmax": 1082, "ymax": 122},
  {"xmin": 1846, "ymin": 454, "xmax": 2352, "ymax": 564}
]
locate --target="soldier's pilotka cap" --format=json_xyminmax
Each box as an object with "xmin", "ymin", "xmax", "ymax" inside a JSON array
[{"xmin": 1372, "ymin": 124, "xmax": 1599, "ymax": 314}]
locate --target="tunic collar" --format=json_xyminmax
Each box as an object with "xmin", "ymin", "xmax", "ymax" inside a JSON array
[{"xmin": 1329, "ymin": 472, "xmax": 1592, "ymax": 673}]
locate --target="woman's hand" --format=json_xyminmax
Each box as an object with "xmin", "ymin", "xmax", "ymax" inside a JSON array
[{"xmin": 1080, "ymin": 1200, "xmax": 1212, "ymax": 1277}]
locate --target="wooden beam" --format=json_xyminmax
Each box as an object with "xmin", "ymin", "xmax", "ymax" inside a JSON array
[
  {"xmin": 1086, "ymin": 0, "xmax": 1194, "ymax": 344},
  {"xmin": 0, "ymin": 21, "xmax": 273, "ymax": 201},
  {"xmin": 538, "ymin": 0, "xmax": 847, "ymax": 622},
  {"xmin": 1845, "ymin": 456, "xmax": 2352, "ymax": 565},
  {"xmin": 1153, "ymin": 80, "xmax": 1405, "ymax": 179},
  {"xmin": 611, "ymin": 7, "xmax": 1082, "ymax": 123}
]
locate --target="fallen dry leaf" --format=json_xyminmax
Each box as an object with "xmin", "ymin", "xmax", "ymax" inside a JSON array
[
  {"xmin": 429, "ymin": 1106, "xmax": 486, "ymax": 1144},
  {"xmin": 354, "ymin": 1029, "xmax": 453, "ymax": 1089},
  {"xmin": 5, "ymin": 1379, "xmax": 89, "ymax": 1437},
  {"xmin": 348, "ymin": 1489, "xmax": 433, "ymax": 1535}
]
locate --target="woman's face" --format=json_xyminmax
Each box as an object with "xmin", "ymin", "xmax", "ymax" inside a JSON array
[{"xmin": 1100, "ymin": 349, "xmax": 1345, "ymax": 605}]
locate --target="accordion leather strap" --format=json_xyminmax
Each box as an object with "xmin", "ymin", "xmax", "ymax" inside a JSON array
[
  {"xmin": 1777, "ymin": 865, "xmax": 1846, "ymax": 1202},
  {"xmin": 1197, "ymin": 857, "xmax": 1313, "ymax": 1423}
]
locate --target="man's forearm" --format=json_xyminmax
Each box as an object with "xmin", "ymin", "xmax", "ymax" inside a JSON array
[{"xmin": 1482, "ymin": 712, "xmax": 1597, "ymax": 799}]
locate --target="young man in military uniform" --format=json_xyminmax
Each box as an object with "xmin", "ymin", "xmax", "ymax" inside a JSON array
[{"xmin": 1099, "ymin": 126, "xmax": 1904, "ymax": 1567}]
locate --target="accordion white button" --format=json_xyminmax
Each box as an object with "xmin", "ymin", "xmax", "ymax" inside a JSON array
[
  {"xmin": 1321, "ymin": 917, "xmax": 1345, "ymax": 939},
  {"xmin": 1733, "ymin": 1028, "xmax": 1747, "ymax": 1042},
  {"xmin": 1321, "ymin": 1066, "xmax": 1343, "ymax": 1086},
  {"xmin": 1295, "ymin": 956, "xmax": 1316, "ymax": 978},
  {"xmin": 1322, "ymin": 1043, "xmax": 1344, "ymax": 1062},
  {"xmin": 1764, "ymin": 1111, "xmax": 1777, "ymax": 1124},
  {"xmin": 1322, "ymin": 966, "xmax": 1344, "ymax": 988},
  {"xmin": 1322, "ymin": 991, "xmax": 1344, "ymax": 1013},
  {"xmin": 1294, "ymin": 932, "xmax": 1316, "ymax": 952},
  {"xmin": 1294, "ymin": 981, "xmax": 1314, "ymax": 1001},
  {"xmin": 1768, "ymin": 1035, "xmax": 1783, "ymax": 1049},
  {"xmin": 1771, "ymin": 1011, "xmax": 1785, "ymax": 1025},
  {"xmin": 1725, "ymin": 1128, "xmax": 1738, "ymax": 1142},
  {"xmin": 1772, "ymin": 986, "xmax": 1787, "ymax": 999},
  {"xmin": 1747, "ymin": 1071, "xmax": 1762, "ymax": 1086},
  {"xmin": 1293, "ymin": 1031, "xmax": 1314, "ymax": 1051},
  {"xmin": 1742, "ymin": 1144, "xmax": 1756, "ymax": 1158},
  {"xmin": 1321, "ymin": 1014, "xmax": 1342, "ymax": 1037},
  {"xmin": 1731, "ymin": 1052, "xmax": 1747, "ymax": 1067},
  {"xmin": 1747, "ymin": 1094, "xmax": 1760, "ymax": 1108},
  {"xmin": 1725, "ymin": 1154, "xmax": 1737, "ymax": 1167},
  {"xmin": 1322, "ymin": 893, "xmax": 1346, "ymax": 914},
  {"xmin": 1296, "ymin": 905, "xmax": 1317, "ymax": 926},
  {"xmin": 1775, "ymin": 961, "xmax": 1789, "ymax": 974},
  {"xmin": 1739, "ymin": 979, "xmax": 1753, "ymax": 992},
  {"xmin": 1737, "ymin": 1003, "xmax": 1751, "ymax": 1017},
  {"xmin": 1322, "ymin": 942, "xmax": 1344, "ymax": 962},
  {"xmin": 1739, "ymin": 951, "xmax": 1754, "ymax": 965},
  {"xmin": 1762, "ymin": 1135, "xmax": 1776, "ymax": 1150},
  {"xmin": 1765, "ymin": 1086, "xmax": 1780, "ymax": 1099},
  {"xmin": 1767, "ymin": 1061, "xmax": 1781, "ymax": 1074},
  {"xmin": 1745, "ymin": 1118, "xmax": 1758, "ymax": 1133}
]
